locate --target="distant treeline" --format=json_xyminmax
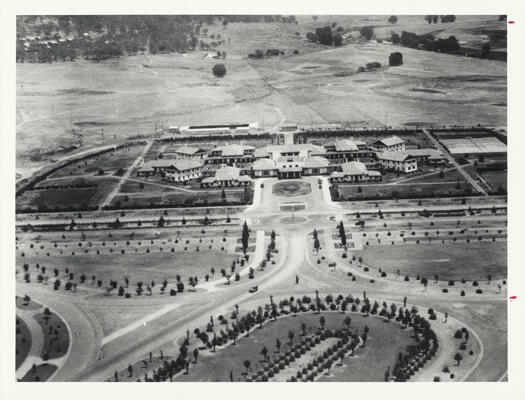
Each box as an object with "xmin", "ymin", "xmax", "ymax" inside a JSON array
[
  {"xmin": 16, "ymin": 15, "xmax": 297, "ymax": 63},
  {"xmin": 295, "ymin": 128, "xmax": 423, "ymax": 142},
  {"xmin": 391, "ymin": 30, "xmax": 506, "ymax": 61}
]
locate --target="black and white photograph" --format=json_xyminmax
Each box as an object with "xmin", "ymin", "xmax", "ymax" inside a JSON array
[{"xmin": 2, "ymin": 1, "xmax": 525, "ymax": 396}]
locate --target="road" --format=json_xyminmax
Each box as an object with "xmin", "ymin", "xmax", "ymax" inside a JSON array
[{"xmin": 16, "ymin": 173, "xmax": 507, "ymax": 382}]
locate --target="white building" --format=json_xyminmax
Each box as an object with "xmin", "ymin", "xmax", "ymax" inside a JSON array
[
  {"xmin": 201, "ymin": 165, "xmax": 252, "ymax": 187},
  {"xmin": 162, "ymin": 160, "xmax": 204, "ymax": 182},
  {"xmin": 330, "ymin": 161, "xmax": 382, "ymax": 183},
  {"xmin": 377, "ymin": 151, "xmax": 417, "ymax": 173}
]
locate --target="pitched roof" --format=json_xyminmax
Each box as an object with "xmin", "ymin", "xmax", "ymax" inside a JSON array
[
  {"xmin": 374, "ymin": 135, "xmax": 405, "ymax": 147},
  {"xmin": 304, "ymin": 156, "xmax": 330, "ymax": 168},
  {"xmin": 165, "ymin": 159, "xmax": 203, "ymax": 172},
  {"xmin": 174, "ymin": 146, "xmax": 206, "ymax": 155},
  {"xmin": 377, "ymin": 151, "xmax": 415, "ymax": 162},
  {"xmin": 214, "ymin": 166, "xmax": 241, "ymax": 181},
  {"xmin": 334, "ymin": 139, "xmax": 359, "ymax": 152},
  {"xmin": 341, "ymin": 161, "xmax": 368, "ymax": 175},
  {"xmin": 406, "ymin": 148, "xmax": 441, "ymax": 158},
  {"xmin": 253, "ymin": 158, "xmax": 277, "ymax": 170}
]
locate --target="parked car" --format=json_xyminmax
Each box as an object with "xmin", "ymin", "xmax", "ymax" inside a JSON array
[{"xmin": 249, "ymin": 285, "xmax": 258, "ymax": 293}]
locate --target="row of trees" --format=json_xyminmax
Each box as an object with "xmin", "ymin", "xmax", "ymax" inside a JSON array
[
  {"xmin": 424, "ymin": 15, "xmax": 456, "ymax": 24},
  {"xmin": 393, "ymin": 31, "xmax": 460, "ymax": 54},
  {"xmin": 128, "ymin": 292, "xmax": 429, "ymax": 381}
]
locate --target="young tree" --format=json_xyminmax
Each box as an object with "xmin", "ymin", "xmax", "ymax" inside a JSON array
[
  {"xmin": 319, "ymin": 316, "xmax": 326, "ymax": 330},
  {"xmin": 344, "ymin": 315, "xmax": 352, "ymax": 330},
  {"xmin": 287, "ymin": 330, "xmax": 295, "ymax": 345},
  {"xmin": 260, "ymin": 346, "xmax": 269, "ymax": 362},
  {"xmin": 454, "ymin": 352, "xmax": 463, "ymax": 366},
  {"xmin": 243, "ymin": 359, "xmax": 251, "ymax": 377}
]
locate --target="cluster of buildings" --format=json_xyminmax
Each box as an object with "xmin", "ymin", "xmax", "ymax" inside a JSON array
[{"xmin": 135, "ymin": 135, "xmax": 446, "ymax": 187}]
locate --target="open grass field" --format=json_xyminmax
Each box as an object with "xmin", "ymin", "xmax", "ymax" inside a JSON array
[
  {"xmin": 175, "ymin": 312, "xmax": 416, "ymax": 382},
  {"xmin": 49, "ymin": 145, "xmax": 145, "ymax": 178},
  {"xmin": 16, "ymin": 177, "xmax": 117, "ymax": 212},
  {"xmin": 16, "ymin": 16, "xmax": 505, "ymax": 176},
  {"xmin": 16, "ymin": 317, "xmax": 32, "ymax": 369},
  {"xmin": 480, "ymin": 171, "xmax": 507, "ymax": 192},
  {"xmin": 354, "ymin": 241, "xmax": 507, "ymax": 281},
  {"xmin": 17, "ymin": 250, "xmax": 239, "ymax": 287},
  {"xmin": 337, "ymin": 180, "xmax": 475, "ymax": 200},
  {"xmin": 34, "ymin": 311, "xmax": 70, "ymax": 360}
]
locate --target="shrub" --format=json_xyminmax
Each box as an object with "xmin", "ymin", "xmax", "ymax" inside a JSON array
[
  {"xmin": 473, "ymin": 281, "xmax": 479, "ymax": 287},
  {"xmin": 460, "ymin": 290, "xmax": 465, "ymax": 296},
  {"xmin": 476, "ymin": 289, "xmax": 483, "ymax": 294},
  {"xmin": 442, "ymin": 288, "xmax": 448, "ymax": 293},
  {"xmin": 212, "ymin": 64, "xmax": 227, "ymax": 78},
  {"xmin": 448, "ymin": 280, "xmax": 455, "ymax": 286}
]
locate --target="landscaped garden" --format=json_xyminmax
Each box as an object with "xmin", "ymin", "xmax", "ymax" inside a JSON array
[
  {"xmin": 175, "ymin": 312, "xmax": 417, "ymax": 382},
  {"xmin": 273, "ymin": 181, "xmax": 312, "ymax": 197},
  {"xmin": 111, "ymin": 294, "xmax": 438, "ymax": 383}
]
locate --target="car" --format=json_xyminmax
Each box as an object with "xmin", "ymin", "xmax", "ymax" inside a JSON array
[{"xmin": 249, "ymin": 285, "xmax": 258, "ymax": 293}]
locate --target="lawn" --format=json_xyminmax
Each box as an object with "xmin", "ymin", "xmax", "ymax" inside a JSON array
[
  {"xmin": 16, "ymin": 295, "xmax": 43, "ymax": 311},
  {"xmin": 110, "ymin": 186, "xmax": 252, "ymax": 209},
  {"xmin": 480, "ymin": 171, "xmax": 507, "ymax": 193},
  {"xmin": 175, "ymin": 312, "xmax": 416, "ymax": 382},
  {"xmin": 337, "ymin": 180, "xmax": 475, "ymax": 201},
  {"xmin": 16, "ymin": 316, "xmax": 32, "ymax": 369},
  {"xmin": 20, "ymin": 363, "xmax": 58, "ymax": 382},
  {"xmin": 18, "ymin": 250, "xmax": 239, "ymax": 287},
  {"xmin": 34, "ymin": 311, "xmax": 70, "ymax": 360},
  {"xmin": 354, "ymin": 241, "xmax": 507, "ymax": 281}
]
